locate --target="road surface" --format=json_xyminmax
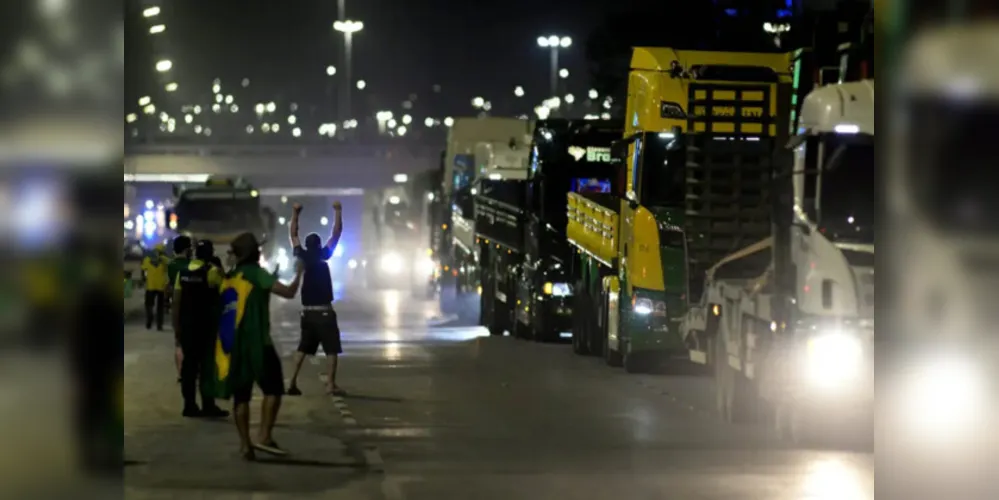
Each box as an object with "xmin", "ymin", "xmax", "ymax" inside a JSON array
[{"xmin": 124, "ymin": 285, "xmax": 873, "ymax": 499}]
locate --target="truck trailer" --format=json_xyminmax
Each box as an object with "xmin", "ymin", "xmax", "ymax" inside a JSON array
[{"xmin": 476, "ymin": 119, "xmax": 622, "ymax": 340}]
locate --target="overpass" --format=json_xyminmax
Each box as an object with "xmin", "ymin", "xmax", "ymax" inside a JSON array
[{"xmin": 124, "ymin": 142, "xmax": 437, "ymax": 193}]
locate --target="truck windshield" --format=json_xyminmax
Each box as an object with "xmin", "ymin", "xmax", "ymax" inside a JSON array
[
  {"xmin": 638, "ymin": 133, "xmax": 685, "ymax": 208},
  {"xmin": 909, "ymin": 102, "xmax": 999, "ymax": 235},
  {"xmin": 176, "ymin": 197, "xmax": 262, "ymax": 231},
  {"xmin": 818, "ymin": 135, "xmax": 874, "ymax": 244}
]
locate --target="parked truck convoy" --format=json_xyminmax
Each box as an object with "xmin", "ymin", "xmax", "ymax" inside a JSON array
[
  {"xmin": 476, "ymin": 119, "xmax": 622, "ymax": 341},
  {"xmin": 565, "ymin": 39, "xmax": 873, "ymax": 442}
]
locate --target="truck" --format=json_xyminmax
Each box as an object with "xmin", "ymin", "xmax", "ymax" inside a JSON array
[
  {"xmin": 676, "ymin": 78, "xmax": 874, "ymax": 444},
  {"xmin": 168, "ymin": 176, "xmax": 277, "ymax": 266},
  {"xmin": 476, "ymin": 119, "xmax": 622, "ymax": 340},
  {"xmin": 361, "ymin": 181, "xmax": 437, "ymax": 292},
  {"xmin": 566, "ymin": 48, "xmax": 795, "ymax": 373},
  {"xmin": 432, "ymin": 118, "xmax": 535, "ymax": 299}
]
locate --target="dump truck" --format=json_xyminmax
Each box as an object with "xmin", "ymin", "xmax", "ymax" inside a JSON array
[
  {"xmin": 476, "ymin": 119, "xmax": 622, "ymax": 340},
  {"xmin": 566, "ymin": 48, "xmax": 794, "ymax": 373}
]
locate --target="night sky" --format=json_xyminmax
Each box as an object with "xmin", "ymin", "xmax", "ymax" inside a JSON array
[{"xmin": 125, "ymin": 0, "xmax": 649, "ymax": 129}]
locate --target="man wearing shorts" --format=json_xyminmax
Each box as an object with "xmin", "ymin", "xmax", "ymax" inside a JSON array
[
  {"xmin": 221, "ymin": 233, "xmax": 303, "ymax": 460},
  {"xmin": 285, "ymin": 201, "xmax": 345, "ymax": 396}
]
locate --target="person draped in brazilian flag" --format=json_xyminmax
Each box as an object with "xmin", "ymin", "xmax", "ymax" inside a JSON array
[{"xmin": 217, "ymin": 232, "xmax": 303, "ymax": 460}]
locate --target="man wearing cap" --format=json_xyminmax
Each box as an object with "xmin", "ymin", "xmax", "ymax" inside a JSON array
[
  {"xmin": 219, "ymin": 232, "xmax": 303, "ymax": 459},
  {"xmin": 172, "ymin": 240, "xmax": 229, "ymax": 418},
  {"xmin": 141, "ymin": 244, "xmax": 170, "ymax": 330}
]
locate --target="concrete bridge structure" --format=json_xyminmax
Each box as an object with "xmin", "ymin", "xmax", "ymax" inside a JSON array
[{"xmin": 124, "ymin": 142, "xmax": 438, "ymax": 194}]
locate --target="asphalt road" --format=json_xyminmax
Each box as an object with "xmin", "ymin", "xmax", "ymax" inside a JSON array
[{"xmin": 124, "ymin": 284, "xmax": 874, "ymax": 499}]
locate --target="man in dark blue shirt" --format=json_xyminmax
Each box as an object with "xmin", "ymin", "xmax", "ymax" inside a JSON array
[{"xmin": 286, "ymin": 201, "xmax": 345, "ymax": 396}]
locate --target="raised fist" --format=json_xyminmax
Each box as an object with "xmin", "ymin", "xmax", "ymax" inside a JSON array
[
  {"xmin": 292, "ymin": 203, "xmax": 303, "ymax": 213},
  {"xmin": 333, "ymin": 201, "xmax": 343, "ymax": 211}
]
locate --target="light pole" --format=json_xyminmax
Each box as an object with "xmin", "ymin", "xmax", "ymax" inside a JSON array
[
  {"xmin": 334, "ymin": 20, "xmax": 364, "ymax": 123},
  {"xmin": 537, "ymin": 35, "xmax": 571, "ymax": 109}
]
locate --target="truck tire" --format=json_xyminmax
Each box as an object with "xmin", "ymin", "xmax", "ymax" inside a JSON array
[
  {"xmin": 623, "ymin": 352, "xmax": 650, "ymax": 374},
  {"xmin": 603, "ymin": 293, "xmax": 623, "ymax": 367},
  {"xmin": 715, "ymin": 332, "xmax": 760, "ymax": 423},
  {"xmin": 571, "ymin": 281, "xmax": 591, "ymax": 355}
]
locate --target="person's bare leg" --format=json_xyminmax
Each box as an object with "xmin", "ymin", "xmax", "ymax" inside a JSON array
[
  {"xmin": 234, "ymin": 401, "xmax": 253, "ymax": 460},
  {"xmin": 325, "ymin": 355, "xmax": 340, "ymax": 393},
  {"xmin": 287, "ymin": 351, "xmax": 306, "ymax": 393},
  {"xmin": 258, "ymin": 395, "xmax": 281, "ymax": 444}
]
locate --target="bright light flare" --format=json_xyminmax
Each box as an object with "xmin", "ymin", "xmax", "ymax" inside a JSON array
[
  {"xmin": 155, "ymin": 59, "xmax": 172, "ymax": 72},
  {"xmin": 805, "ymin": 332, "xmax": 864, "ymax": 389},
  {"xmin": 380, "ymin": 253, "xmax": 403, "ymax": 275},
  {"xmin": 900, "ymin": 355, "xmax": 987, "ymax": 442}
]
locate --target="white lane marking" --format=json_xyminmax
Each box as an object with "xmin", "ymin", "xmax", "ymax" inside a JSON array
[{"xmin": 362, "ymin": 446, "xmax": 384, "ymax": 470}]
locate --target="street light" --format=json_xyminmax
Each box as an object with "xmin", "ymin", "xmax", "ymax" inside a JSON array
[
  {"xmin": 559, "ymin": 68, "xmax": 569, "ymax": 79},
  {"xmin": 472, "ymin": 97, "xmax": 485, "ymax": 108},
  {"xmin": 326, "ymin": 65, "xmax": 337, "ymax": 76},
  {"xmin": 443, "ymin": 117, "xmax": 454, "ymax": 127},
  {"xmin": 514, "ymin": 86, "xmax": 525, "ymax": 97},
  {"xmin": 333, "ymin": 20, "xmax": 364, "ymax": 122},
  {"xmin": 356, "ymin": 79, "xmax": 366, "ymax": 90},
  {"xmin": 155, "ymin": 59, "xmax": 172, "ymax": 72},
  {"xmin": 537, "ymin": 35, "xmax": 572, "ymax": 116}
]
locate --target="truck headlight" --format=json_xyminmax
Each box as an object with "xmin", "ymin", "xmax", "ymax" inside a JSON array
[
  {"xmin": 419, "ymin": 258, "xmax": 435, "ymax": 277},
  {"xmin": 899, "ymin": 356, "xmax": 987, "ymax": 443},
  {"xmin": 805, "ymin": 331, "xmax": 864, "ymax": 389},
  {"xmin": 380, "ymin": 253, "xmax": 403, "ymax": 274}
]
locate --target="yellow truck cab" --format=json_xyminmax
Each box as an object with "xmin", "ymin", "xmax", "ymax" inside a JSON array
[{"xmin": 566, "ymin": 47, "xmax": 793, "ymax": 372}]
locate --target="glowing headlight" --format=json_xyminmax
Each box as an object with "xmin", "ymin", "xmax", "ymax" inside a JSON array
[
  {"xmin": 900, "ymin": 356, "xmax": 986, "ymax": 441},
  {"xmin": 805, "ymin": 331, "xmax": 864, "ymax": 389},
  {"xmin": 543, "ymin": 282, "xmax": 572, "ymax": 297},
  {"xmin": 419, "ymin": 258, "xmax": 435, "ymax": 277},
  {"xmin": 380, "ymin": 253, "xmax": 403, "ymax": 274}
]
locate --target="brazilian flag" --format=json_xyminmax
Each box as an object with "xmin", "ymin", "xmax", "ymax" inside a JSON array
[{"xmin": 216, "ymin": 265, "xmax": 275, "ymax": 399}]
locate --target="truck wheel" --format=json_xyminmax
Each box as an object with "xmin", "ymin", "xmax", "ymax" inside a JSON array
[
  {"xmin": 603, "ymin": 294, "xmax": 623, "ymax": 367},
  {"xmin": 715, "ymin": 334, "xmax": 760, "ymax": 423},
  {"xmin": 571, "ymin": 281, "xmax": 591, "ymax": 355},
  {"xmin": 623, "ymin": 352, "xmax": 649, "ymax": 374},
  {"xmin": 715, "ymin": 333, "xmax": 735, "ymax": 423}
]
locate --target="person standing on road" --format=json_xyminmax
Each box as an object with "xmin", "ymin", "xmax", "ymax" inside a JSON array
[
  {"xmin": 168, "ymin": 235, "xmax": 194, "ymax": 381},
  {"xmin": 285, "ymin": 201, "xmax": 346, "ymax": 396},
  {"xmin": 172, "ymin": 240, "xmax": 230, "ymax": 418},
  {"xmin": 218, "ymin": 232, "xmax": 303, "ymax": 460},
  {"xmin": 141, "ymin": 244, "xmax": 170, "ymax": 330}
]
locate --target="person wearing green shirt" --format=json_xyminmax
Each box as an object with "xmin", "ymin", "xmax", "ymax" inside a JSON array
[
  {"xmin": 219, "ymin": 232, "xmax": 303, "ymax": 460},
  {"xmin": 168, "ymin": 235, "xmax": 193, "ymax": 382}
]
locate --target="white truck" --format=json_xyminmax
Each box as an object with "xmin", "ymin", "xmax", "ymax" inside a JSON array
[{"xmin": 681, "ymin": 79, "xmax": 874, "ymax": 444}]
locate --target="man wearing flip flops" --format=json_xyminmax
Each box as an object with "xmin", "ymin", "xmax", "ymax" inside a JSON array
[{"xmin": 285, "ymin": 201, "xmax": 348, "ymax": 397}]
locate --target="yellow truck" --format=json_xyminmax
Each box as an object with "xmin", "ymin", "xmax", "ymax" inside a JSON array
[{"xmin": 566, "ymin": 48, "xmax": 793, "ymax": 373}]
